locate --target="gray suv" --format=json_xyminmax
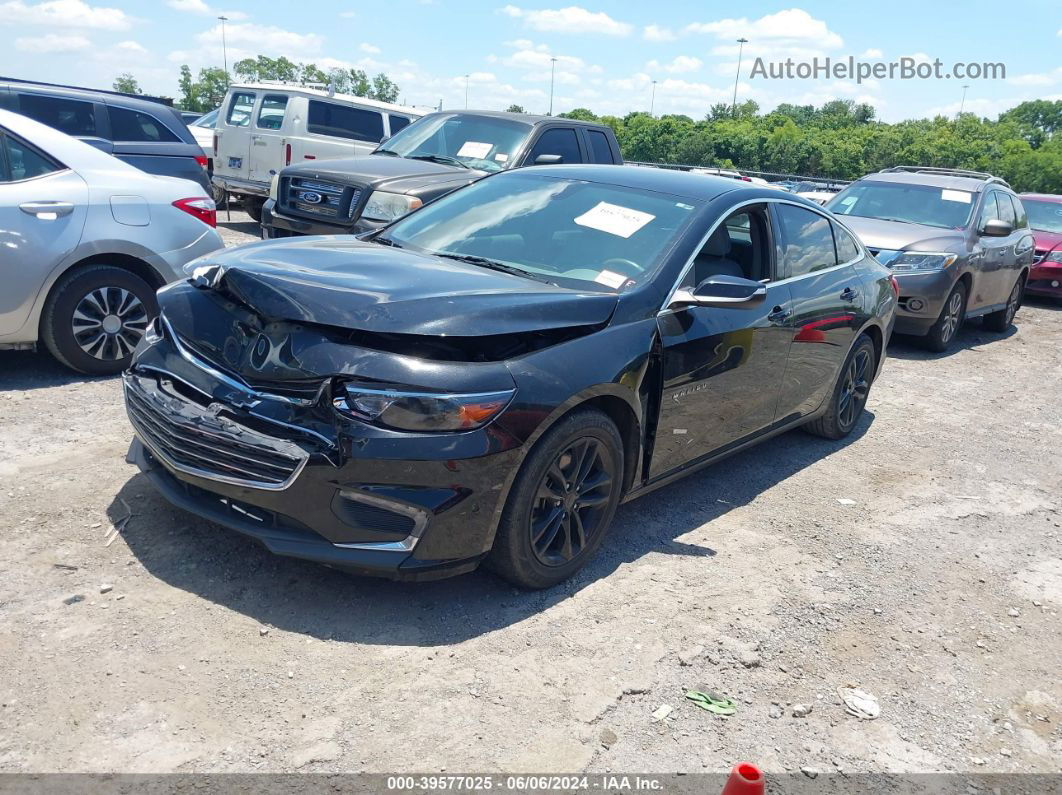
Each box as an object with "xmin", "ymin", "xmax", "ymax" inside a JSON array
[{"xmin": 827, "ymin": 167, "xmax": 1035, "ymax": 351}]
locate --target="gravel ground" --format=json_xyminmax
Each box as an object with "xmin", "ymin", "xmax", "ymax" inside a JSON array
[{"xmin": 0, "ymin": 214, "xmax": 1059, "ymax": 778}]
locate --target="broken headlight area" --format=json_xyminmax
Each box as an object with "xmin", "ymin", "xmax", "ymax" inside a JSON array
[{"xmin": 333, "ymin": 382, "xmax": 514, "ymax": 432}]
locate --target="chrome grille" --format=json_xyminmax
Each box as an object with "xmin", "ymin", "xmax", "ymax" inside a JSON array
[
  {"xmin": 124, "ymin": 373, "xmax": 308, "ymax": 490},
  {"xmin": 281, "ymin": 176, "xmax": 362, "ymax": 221}
]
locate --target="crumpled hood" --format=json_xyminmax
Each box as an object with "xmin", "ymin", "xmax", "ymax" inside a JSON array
[
  {"xmin": 197, "ymin": 236, "xmax": 618, "ymax": 336},
  {"xmin": 842, "ymin": 216, "xmax": 967, "ymax": 253},
  {"xmin": 283, "ymin": 154, "xmax": 483, "ymax": 194}
]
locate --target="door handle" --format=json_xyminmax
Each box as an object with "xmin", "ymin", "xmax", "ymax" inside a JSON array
[
  {"xmin": 840, "ymin": 287, "xmax": 859, "ymax": 302},
  {"xmin": 767, "ymin": 305, "xmax": 792, "ymax": 323},
  {"xmin": 19, "ymin": 201, "xmax": 74, "ymax": 218}
]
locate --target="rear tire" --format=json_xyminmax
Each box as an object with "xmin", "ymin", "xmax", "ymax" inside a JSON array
[
  {"xmin": 243, "ymin": 198, "xmax": 264, "ymax": 223},
  {"xmin": 804, "ymin": 334, "xmax": 876, "ymax": 440},
  {"xmin": 41, "ymin": 265, "xmax": 158, "ymax": 376},
  {"xmin": 486, "ymin": 408, "xmax": 624, "ymax": 589},
  {"xmin": 983, "ymin": 274, "xmax": 1023, "ymax": 332},
  {"xmin": 923, "ymin": 281, "xmax": 967, "ymax": 352}
]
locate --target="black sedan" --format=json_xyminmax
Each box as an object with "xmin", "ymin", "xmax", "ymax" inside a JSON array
[{"xmin": 123, "ymin": 165, "xmax": 897, "ymax": 588}]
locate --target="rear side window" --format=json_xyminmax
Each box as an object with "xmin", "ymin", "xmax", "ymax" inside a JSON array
[
  {"xmin": 832, "ymin": 222, "xmax": 862, "ymax": 263},
  {"xmin": 389, "ymin": 114, "xmax": 411, "ymax": 135},
  {"xmin": 586, "ymin": 130, "xmax": 615, "ymax": 164},
  {"xmin": 226, "ymin": 92, "xmax": 255, "ymax": 127},
  {"xmin": 18, "ymin": 93, "xmax": 96, "ymax": 137},
  {"xmin": 527, "ymin": 128, "xmax": 582, "ymax": 164},
  {"xmin": 109, "ymin": 107, "xmax": 179, "ymax": 142},
  {"xmin": 257, "ymin": 95, "xmax": 288, "ymax": 130},
  {"xmin": 0, "ymin": 132, "xmax": 62, "ymax": 182},
  {"xmin": 307, "ymin": 100, "xmax": 384, "ymax": 142},
  {"xmin": 775, "ymin": 204, "xmax": 838, "ymax": 277}
]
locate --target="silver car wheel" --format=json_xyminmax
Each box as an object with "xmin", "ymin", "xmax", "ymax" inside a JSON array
[
  {"xmin": 71, "ymin": 287, "xmax": 148, "ymax": 361},
  {"xmin": 940, "ymin": 291, "xmax": 963, "ymax": 344}
]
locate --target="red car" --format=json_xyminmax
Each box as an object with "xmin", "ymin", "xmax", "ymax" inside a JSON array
[{"xmin": 1021, "ymin": 193, "xmax": 1062, "ymax": 299}]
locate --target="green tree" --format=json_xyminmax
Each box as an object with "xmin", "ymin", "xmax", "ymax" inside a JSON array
[
  {"xmin": 505, "ymin": 104, "xmax": 527, "ymax": 113},
  {"xmin": 112, "ymin": 73, "xmax": 142, "ymax": 95},
  {"xmin": 370, "ymin": 73, "xmax": 400, "ymax": 103},
  {"xmin": 176, "ymin": 65, "xmax": 230, "ymax": 112},
  {"xmin": 558, "ymin": 107, "xmax": 598, "ymax": 121}
]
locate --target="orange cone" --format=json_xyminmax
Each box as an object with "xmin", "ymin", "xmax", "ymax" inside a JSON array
[{"xmin": 721, "ymin": 762, "xmax": 764, "ymax": 795}]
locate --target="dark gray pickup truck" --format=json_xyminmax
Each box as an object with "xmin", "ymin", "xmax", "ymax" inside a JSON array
[{"xmin": 261, "ymin": 110, "xmax": 623, "ymax": 237}]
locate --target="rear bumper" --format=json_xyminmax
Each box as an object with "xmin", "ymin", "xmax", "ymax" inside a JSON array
[
  {"xmin": 147, "ymin": 226, "xmax": 225, "ymax": 283},
  {"xmin": 892, "ymin": 269, "xmax": 958, "ymax": 335},
  {"xmin": 261, "ymin": 199, "xmax": 386, "ymax": 238},
  {"xmin": 212, "ymin": 174, "xmax": 270, "ymax": 198}
]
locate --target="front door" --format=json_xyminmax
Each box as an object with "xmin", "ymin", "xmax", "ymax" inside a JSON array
[{"xmin": 650, "ymin": 204, "xmax": 794, "ymax": 478}]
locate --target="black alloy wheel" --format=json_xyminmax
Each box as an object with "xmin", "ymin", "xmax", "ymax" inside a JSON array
[{"xmin": 804, "ymin": 334, "xmax": 876, "ymax": 440}]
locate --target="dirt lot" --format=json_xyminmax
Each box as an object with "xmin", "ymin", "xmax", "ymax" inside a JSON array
[{"xmin": 1, "ymin": 213, "xmax": 1060, "ymax": 777}]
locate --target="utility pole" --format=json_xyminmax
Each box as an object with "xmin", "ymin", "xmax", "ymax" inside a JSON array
[
  {"xmin": 650, "ymin": 79, "xmax": 658, "ymax": 116},
  {"xmin": 218, "ymin": 16, "xmax": 229, "ymax": 83},
  {"xmin": 732, "ymin": 37, "xmax": 748, "ymax": 118},
  {"xmin": 464, "ymin": 74, "xmax": 470, "ymax": 109},
  {"xmin": 958, "ymin": 84, "xmax": 970, "ymax": 117},
  {"xmin": 548, "ymin": 57, "xmax": 558, "ymax": 115}
]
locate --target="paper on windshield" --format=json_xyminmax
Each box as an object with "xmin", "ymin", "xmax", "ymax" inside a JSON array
[
  {"xmin": 457, "ymin": 141, "xmax": 492, "ymax": 159},
  {"xmin": 594, "ymin": 270, "xmax": 627, "ymax": 289},
  {"xmin": 494, "ymin": 152, "xmax": 509, "ymax": 163},
  {"xmin": 575, "ymin": 202, "xmax": 655, "ymax": 239},
  {"xmin": 941, "ymin": 189, "xmax": 972, "ymax": 204}
]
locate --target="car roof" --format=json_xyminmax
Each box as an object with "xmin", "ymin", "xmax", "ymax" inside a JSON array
[
  {"xmin": 1020, "ymin": 193, "xmax": 1062, "ymax": 202},
  {"xmin": 856, "ymin": 171, "xmax": 998, "ymax": 192},
  {"xmin": 0, "ymin": 76, "xmax": 183, "ymax": 117},
  {"xmin": 228, "ymin": 83, "xmax": 424, "ymax": 116},
  {"xmin": 507, "ymin": 164, "xmax": 811, "ymax": 203},
  {"xmin": 443, "ymin": 109, "xmax": 610, "ymax": 128}
]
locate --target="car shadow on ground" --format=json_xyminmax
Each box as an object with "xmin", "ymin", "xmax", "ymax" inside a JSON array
[
  {"xmin": 886, "ymin": 319, "xmax": 1016, "ymax": 361},
  {"xmin": 218, "ymin": 216, "xmax": 260, "ymax": 237},
  {"xmin": 1023, "ymin": 295, "xmax": 1062, "ymax": 312},
  {"xmin": 111, "ymin": 410, "xmax": 874, "ymax": 647},
  {"xmin": 0, "ymin": 349, "xmax": 112, "ymax": 392}
]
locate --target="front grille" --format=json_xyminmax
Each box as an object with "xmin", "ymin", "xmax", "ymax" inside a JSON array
[
  {"xmin": 280, "ymin": 176, "xmax": 362, "ymax": 222},
  {"xmin": 125, "ymin": 375, "xmax": 308, "ymax": 490}
]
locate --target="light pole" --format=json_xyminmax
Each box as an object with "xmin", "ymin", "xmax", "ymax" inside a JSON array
[
  {"xmin": 958, "ymin": 84, "xmax": 970, "ymax": 117},
  {"xmin": 548, "ymin": 57, "xmax": 558, "ymax": 115},
  {"xmin": 464, "ymin": 74, "xmax": 470, "ymax": 108},
  {"xmin": 217, "ymin": 16, "xmax": 229, "ymax": 83},
  {"xmin": 649, "ymin": 79, "xmax": 658, "ymax": 116},
  {"xmin": 732, "ymin": 37, "xmax": 748, "ymax": 117}
]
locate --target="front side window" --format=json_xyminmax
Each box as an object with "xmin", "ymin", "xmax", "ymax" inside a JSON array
[
  {"xmin": 383, "ymin": 172, "xmax": 697, "ymax": 290},
  {"xmin": 977, "ymin": 192, "xmax": 999, "ymax": 231},
  {"xmin": 828, "ymin": 180, "xmax": 975, "ymax": 230},
  {"xmin": 1023, "ymin": 199, "xmax": 1062, "ymax": 234},
  {"xmin": 256, "ymin": 95, "xmax": 288, "ymax": 130},
  {"xmin": 527, "ymin": 128, "xmax": 582, "ymax": 165},
  {"xmin": 307, "ymin": 100, "xmax": 384, "ymax": 142},
  {"xmin": 376, "ymin": 113, "xmax": 531, "ymax": 172},
  {"xmin": 775, "ymin": 204, "xmax": 838, "ymax": 277},
  {"xmin": 109, "ymin": 107, "xmax": 179, "ymax": 142},
  {"xmin": 682, "ymin": 206, "xmax": 773, "ymax": 288},
  {"xmin": 0, "ymin": 132, "xmax": 62, "ymax": 182},
  {"xmin": 226, "ymin": 92, "xmax": 255, "ymax": 127},
  {"xmin": 18, "ymin": 93, "xmax": 96, "ymax": 137}
]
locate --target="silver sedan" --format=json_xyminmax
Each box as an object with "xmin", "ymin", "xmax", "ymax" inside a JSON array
[{"xmin": 0, "ymin": 108, "xmax": 223, "ymax": 374}]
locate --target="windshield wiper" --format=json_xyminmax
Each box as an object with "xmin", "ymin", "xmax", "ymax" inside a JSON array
[
  {"xmin": 373, "ymin": 148, "xmax": 401, "ymax": 157},
  {"xmin": 410, "ymin": 153, "xmax": 471, "ymax": 170},
  {"xmin": 435, "ymin": 253, "xmax": 554, "ymax": 284},
  {"xmin": 373, "ymin": 236, "xmax": 402, "ymax": 248}
]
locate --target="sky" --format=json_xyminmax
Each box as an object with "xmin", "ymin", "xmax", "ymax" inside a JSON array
[{"xmin": 0, "ymin": 0, "xmax": 1059, "ymax": 122}]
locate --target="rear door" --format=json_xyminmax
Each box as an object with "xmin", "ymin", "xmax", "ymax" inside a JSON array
[
  {"xmin": 771, "ymin": 203, "xmax": 862, "ymax": 420},
  {"xmin": 248, "ymin": 93, "xmax": 290, "ymax": 185},
  {"xmin": 215, "ymin": 89, "xmax": 257, "ymax": 181},
  {"xmin": 649, "ymin": 203, "xmax": 794, "ymax": 478},
  {"xmin": 0, "ymin": 129, "xmax": 88, "ymax": 336},
  {"xmin": 583, "ymin": 128, "xmax": 619, "ymax": 164}
]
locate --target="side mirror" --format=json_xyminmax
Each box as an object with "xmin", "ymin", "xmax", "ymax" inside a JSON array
[
  {"xmin": 981, "ymin": 219, "xmax": 1013, "ymax": 237},
  {"xmin": 533, "ymin": 153, "xmax": 563, "ymax": 165},
  {"xmin": 669, "ymin": 274, "xmax": 767, "ymax": 309}
]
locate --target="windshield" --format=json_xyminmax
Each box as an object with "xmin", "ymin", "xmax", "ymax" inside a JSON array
[
  {"xmin": 1023, "ymin": 199, "xmax": 1062, "ymax": 234},
  {"xmin": 382, "ymin": 172, "xmax": 697, "ymax": 290},
  {"xmin": 375, "ymin": 114, "xmax": 531, "ymax": 173},
  {"xmin": 193, "ymin": 109, "xmax": 218, "ymax": 128},
  {"xmin": 827, "ymin": 181, "xmax": 975, "ymax": 230}
]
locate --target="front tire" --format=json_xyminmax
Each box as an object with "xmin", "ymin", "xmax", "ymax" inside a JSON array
[
  {"xmin": 41, "ymin": 265, "xmax": 158, "ymax": 375},
  {"xmin": 923, "ymin": 281, "xmax": 967, "ymax": 352},
  {"xmin": 804, "ymin": 335, "xmax": 876, "ymax": 440},
  {"xmin": 983, "ymin": 274, "xmax": 1023, "ymax": 332},
  {"xmin": 486, "ymin": 408, "xmax": 624, "ymax": 589}
]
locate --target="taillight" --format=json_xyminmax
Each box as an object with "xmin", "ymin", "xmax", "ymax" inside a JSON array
[
  {"xmin": 173, "ymin": 197, "xmax": 217, "ymax": 228},
  {"xmin": 285, "ymin": 143, "xmax": 291, "ymax": 166},
  {"xmin": 194, "ymin": 154, "xmax": 208, "ymax": 169},
  {"xmin": 212, "ymin": 133, "xmax": 218, "ymax": 157},
  {"xmin": 889, "ymin": 274, "xmax": 900, "ymax": 298}
]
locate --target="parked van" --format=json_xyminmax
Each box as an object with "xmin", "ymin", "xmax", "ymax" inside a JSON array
[{"xmin": 212, "ymin": 83, "xmax": 424, "ymax": 221}]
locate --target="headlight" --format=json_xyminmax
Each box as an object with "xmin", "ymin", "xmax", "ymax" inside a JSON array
[
  {"xmin": 1045, "ymin": 250, "xmax": 1062, "ymax": 264},
  {"xmin": 888, "ymin": 252, "xmax": 958, "ymax": 273},
  {"xmin": 334, "ymin": 383, "xmax": 514, "ymax": 432},
  {"xmin": 269, "ymin": 173, "xmax": 280, "ymax": 201},
  {"xmin": 362, "ymin": 191, "xmax": 423, "ymax": 222}
]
